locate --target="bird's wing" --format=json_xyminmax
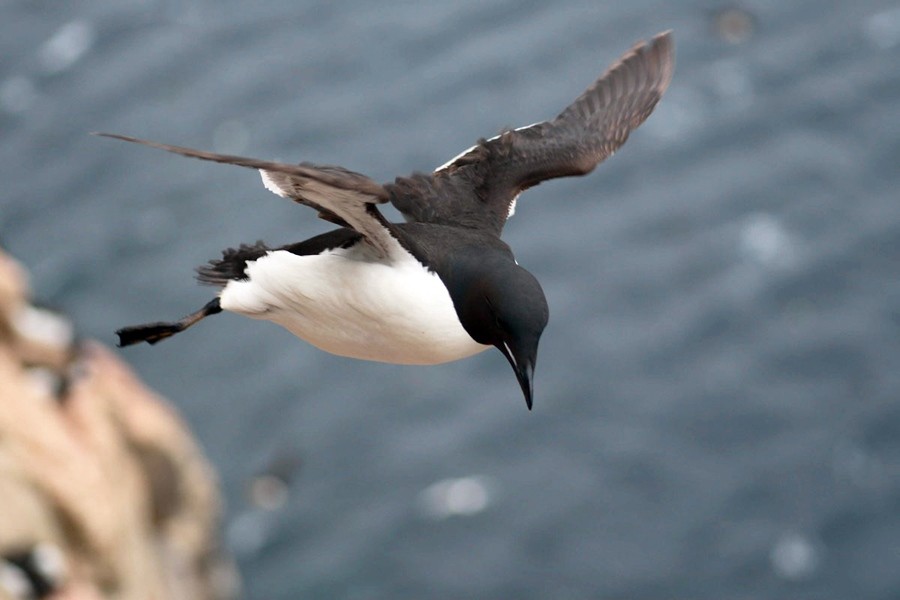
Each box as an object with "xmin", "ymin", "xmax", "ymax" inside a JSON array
[
  {"xmin": 92, "ymin": 133, "xmax": 399, "ymax": 258},
  {"xmin": 414, "ymin": 30, "xmax": 674, "ymax": 233}
]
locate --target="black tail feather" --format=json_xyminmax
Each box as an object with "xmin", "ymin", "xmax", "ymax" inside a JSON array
[
  {"xmin": 196, "ymin": 242, "xmax": 270, "ymax": 286},
  {"xmin": 117, "ymin": 298, "xmax": 222, "ymax": 347}
]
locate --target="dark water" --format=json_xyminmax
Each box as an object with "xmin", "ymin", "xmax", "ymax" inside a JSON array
[{"xmin": 3, "ymin": 1, "xmax": 900, "ymax": 598}]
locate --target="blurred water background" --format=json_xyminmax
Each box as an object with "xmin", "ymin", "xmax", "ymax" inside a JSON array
[{"xmin": 2, "ymin": 1, "xmax": 900, "ymax": 598}]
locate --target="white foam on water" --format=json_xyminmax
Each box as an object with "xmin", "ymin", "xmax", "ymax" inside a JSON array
[{"xmin": 38, "ymin": 20, "xmax": 95, "ymax": 73}]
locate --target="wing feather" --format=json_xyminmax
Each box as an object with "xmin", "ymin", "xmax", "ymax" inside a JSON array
[
  {"xmin": 410, "ymin": 31, "xmax": 674, "ymax": 233},
  {"xmin": 93, "ymin": 133, "xmax": 400, "ymax": 258}
]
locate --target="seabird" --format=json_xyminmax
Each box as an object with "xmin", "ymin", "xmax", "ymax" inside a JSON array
[{"xmin": 98, "ymin": 31, "xmax": 674, "ymax": 410}]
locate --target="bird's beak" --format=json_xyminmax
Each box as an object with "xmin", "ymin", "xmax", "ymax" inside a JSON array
[{"xmin": 499, "ymin": 342, "xmax": 536, "ymax": 410}]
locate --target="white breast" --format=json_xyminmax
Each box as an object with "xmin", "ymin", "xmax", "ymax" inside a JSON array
[{"xmin": 218, "ymin": 245, "xmax": 489, "ymax": 365}]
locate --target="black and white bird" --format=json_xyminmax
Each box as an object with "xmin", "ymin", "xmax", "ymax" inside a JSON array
[{"xmin": 99, "ymin": 32, "xmax": 674, "ymax": 410}]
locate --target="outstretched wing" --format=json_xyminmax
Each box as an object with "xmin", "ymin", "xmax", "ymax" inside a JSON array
[
  {"xmin": 92, "ymin": 133, "xmax": 399, "ymax": 258},
  {"xmin": 409, "ymin": 30, "xmax": 674, "ymax": 233}
]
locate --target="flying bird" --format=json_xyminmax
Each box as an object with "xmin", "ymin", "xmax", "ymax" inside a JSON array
[{"xmin": 98, "ymin": 31, "xmax": 674, "ymax": 410}]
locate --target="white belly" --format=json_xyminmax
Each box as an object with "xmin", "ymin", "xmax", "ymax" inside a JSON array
[{"xmin": 218, "ymin": 247, "xmax": 489, "ymax": 365}]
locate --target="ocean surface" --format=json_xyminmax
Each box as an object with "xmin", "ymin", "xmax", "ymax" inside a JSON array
[{"xmin": 3, "ymin": 1, "xmax": 900, "ymax": 598}]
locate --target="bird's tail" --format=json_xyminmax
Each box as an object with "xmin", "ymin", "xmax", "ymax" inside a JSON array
[
  {"xmin": 196, "ymin": 242, "xmax": 270, "ymax": 286},
  {"xmin": 117, "ymin": 298, "xmax": 222, "ymax": 347}
]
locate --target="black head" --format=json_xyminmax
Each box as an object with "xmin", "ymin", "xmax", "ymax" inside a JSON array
[{"xmin": 442, "ymin": 249, "xmax": 549, "ymax": 409}]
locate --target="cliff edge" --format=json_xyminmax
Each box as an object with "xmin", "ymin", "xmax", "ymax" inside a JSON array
[{"xmin": 0, "ymin": 248, "xmax": 236, "ymax": 600}]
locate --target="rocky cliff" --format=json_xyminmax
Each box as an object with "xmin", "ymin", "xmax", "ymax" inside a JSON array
[{"xmin": 0, "ymin": 248, "xmax": 236, "ymax": 600}]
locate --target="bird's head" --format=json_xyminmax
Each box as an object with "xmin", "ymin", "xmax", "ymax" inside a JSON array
[{"xmin": 444, "ymin": 249, "xmax": 549, "ymax": 410}]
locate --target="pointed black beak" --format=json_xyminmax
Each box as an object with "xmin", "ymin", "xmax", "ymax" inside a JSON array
[
  {"xmin": 516, "ymin": 359, "xmax": 535, "ymax": 411},
  {"xmin": 499, "ymin": 343, "xmax": 536, "ymax": 410}
]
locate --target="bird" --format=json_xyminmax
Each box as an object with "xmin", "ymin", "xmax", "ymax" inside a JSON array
[{"xmin": 97, "ymin": 31, "xmax": 674, "ymax": 410}]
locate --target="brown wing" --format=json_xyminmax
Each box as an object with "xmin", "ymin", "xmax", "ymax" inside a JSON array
[
  {"xmin": 406, "ymin": 31, "xmax": 674, "ymax": 233},
  {"xmin": 93, "ymin": 133, "xmax": 401, "ymax": 258}
]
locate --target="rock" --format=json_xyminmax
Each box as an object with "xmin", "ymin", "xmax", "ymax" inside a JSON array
[{"xmin": 0, "ymin": 248, "xmax": 237, "ymax": 600}]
